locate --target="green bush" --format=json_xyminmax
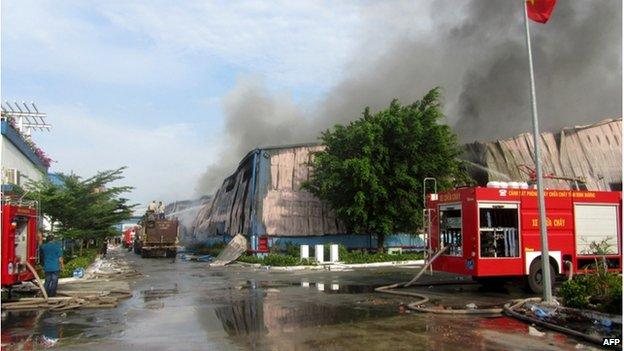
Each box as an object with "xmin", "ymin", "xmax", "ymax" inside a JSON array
[
  {"xmin": 559, "ymin": 278, "xmax": 592, "ymax": 309},
  {"xmin": 237, "ymin": 245, "xmax": 424, "ymax": 266},
  {"xmin": 284, "ymin": 243, "xmax": 300, "ymax": 258},
  {"xmin": 559, "ymin": 258, "xmax": 622, "ymax": 314},
  {"xmin": 237, "ymin": 254, "xmax": 265, "ymax": 264},
  {"xmin": 60, "ymin": 248, "xmax": 99, "ymax": 278},
  {"xmin": 237, "ymin": 253, "xmax": 316, "ymax": 266},
  {"xmin": 340, "ymin": 249, "xmax": 423, "ymax": 264},
  {"xmin": 263, "ymin": 254, "xmax": 303, "ymax": 266}
]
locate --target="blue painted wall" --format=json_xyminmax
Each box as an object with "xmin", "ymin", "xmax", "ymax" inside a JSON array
[
  {"xmin": 194, "ymin": 233, "xmax": 423, "ymax": 250},
  {"xmin": 269, "ymin": 233, "xmax": 424, "ymax": 250}
]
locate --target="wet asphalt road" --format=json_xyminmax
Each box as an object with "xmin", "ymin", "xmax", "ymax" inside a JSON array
[{"xmin": 1, "ymin": 247, "xmax": 600, "ymax": 351}]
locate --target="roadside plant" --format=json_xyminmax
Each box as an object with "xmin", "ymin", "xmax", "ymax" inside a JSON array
[{"xmin": 559, "ymin": 239, "xmax": 622, "ymax": 313}]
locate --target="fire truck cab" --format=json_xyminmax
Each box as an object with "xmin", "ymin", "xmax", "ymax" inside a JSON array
[
  {"xmin": 426, "ymin": 186, "xmax": 622, "ymax": 293},
  {"xmin": 1, "ymin": 200, "xmax": 39, "ymax": 288}
]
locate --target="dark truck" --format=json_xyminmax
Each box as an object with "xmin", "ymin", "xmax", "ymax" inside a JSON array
[{"xmin": 135, "ymin": 216, "xmax": 179, "ymax": 258}]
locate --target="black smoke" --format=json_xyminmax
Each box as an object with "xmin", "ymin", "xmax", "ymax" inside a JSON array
[{"xmin": 197, "ymin": 0, "xmax": 621, "ymax": 194}]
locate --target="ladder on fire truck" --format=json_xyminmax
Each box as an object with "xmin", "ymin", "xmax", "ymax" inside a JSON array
[{"xmin": 422, "ymin": 178, "xmax": 437, "ymax": 276}]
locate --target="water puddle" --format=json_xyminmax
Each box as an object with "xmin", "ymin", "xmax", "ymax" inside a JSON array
[
  {"xmin": 236, "ymin": 280, "xmax": 379, "ymax": 294},
  {"xmin": 215, "ymin": 299, "xmax": 394, "ymax": 336},
  {"xmin": 1, "ymin": 309, "xmax": 124, "ymax": 350},
  {"xmin": 299, "ymin": 281, "xmax": 377, "ymax": 294}
]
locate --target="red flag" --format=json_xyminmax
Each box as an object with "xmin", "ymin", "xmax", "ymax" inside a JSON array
[{"xmin": 526, "ymin": 0, "xmax": 557, "ymax": 23}]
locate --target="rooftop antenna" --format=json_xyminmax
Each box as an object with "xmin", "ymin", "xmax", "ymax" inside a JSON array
[{"xmin": 1, "ymin": 100, "xmax": 51, "ymax": 137}]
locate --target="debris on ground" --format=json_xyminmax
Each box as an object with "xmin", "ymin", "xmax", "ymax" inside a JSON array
[
  {"xmin": 211, "ymin": 234, "xmax": 247, "ymax": 266},
  {"xmin": 528, "ymin": 326, "xmax": 546, "ymax": 337},
  {"xmin": 505, "ymin": 299, "xmax": 622, "ymax": 346},
  {"xmin": 4, "ymin": 247, "xmax": 136, "ymax": 311},
  {"xmin": 85, "ymin": 254, "xmax": 143, "ymax": 280},
  {"xmin": 2, "ymin": 290, "xmax": 132, "ymax": 311},
  {"xmin": 180, "ymin": 254, "xmax": 213, "ymax": 262}
]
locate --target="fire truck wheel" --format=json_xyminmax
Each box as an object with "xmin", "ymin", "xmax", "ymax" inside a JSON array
[{"xmin": 527, "ymin": 258, "xmax": 556, "ymax": 294}]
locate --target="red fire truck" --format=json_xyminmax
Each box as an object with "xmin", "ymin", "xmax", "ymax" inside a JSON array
[
  {"xmin": 426, "ymin": 186, "xmax": 622, "ymax": 293},
  {"xmin": 123, "ymin": 226, "xmax": 137, "ymax": 249},
  {"xmin": 1, "ymin": 200, "xmax": 39, "ymax": 288}
]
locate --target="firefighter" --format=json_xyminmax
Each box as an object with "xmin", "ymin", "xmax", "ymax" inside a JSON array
[
  {"xmin": 100, "ymin": 240, "xmax": 108, "ymax": 258},
  {"xmin": 147, "ymin": 200, "xmax": 158, "ymax": 213},
  {"xmin": 38, "ymin": 234, "xmax": 64, "ymax": 297},
  {"xmin": 157, "ymin": 201, "xmax": 165, "ymax": 219}
]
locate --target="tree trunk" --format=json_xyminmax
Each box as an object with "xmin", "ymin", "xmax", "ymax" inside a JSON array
[{"xmin": 377, "ymin": 233, "xmax": 385, "ymax": 252}]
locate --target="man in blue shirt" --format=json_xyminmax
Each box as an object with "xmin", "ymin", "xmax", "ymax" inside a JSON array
[{"xmin": 39, "ymin": 234, "xmax": 64, "ymax": 297}]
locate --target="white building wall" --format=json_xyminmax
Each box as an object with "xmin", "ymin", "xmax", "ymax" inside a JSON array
[{"xmin": 0, "ymin": 136, "xmax": 45, "ymax": 186}]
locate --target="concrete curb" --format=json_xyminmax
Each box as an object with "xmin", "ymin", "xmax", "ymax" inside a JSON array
[
  {"xmin": 328, "ymin": 260, "xmax": 424, "ymax": 270},
  {"xmin": 259, "ymin": 259, "xmax": 424, "ymax": 271},
  {"xmin": 262, "ymin": 265, "xmax": 325, "ymax": 271}
]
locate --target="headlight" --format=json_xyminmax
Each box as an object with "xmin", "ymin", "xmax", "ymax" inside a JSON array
[{"xmin": 8, "ymin": 263, "xmax": 14, "ymax": 275}]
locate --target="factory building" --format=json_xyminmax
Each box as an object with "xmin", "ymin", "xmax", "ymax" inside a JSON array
[{"xmin": 192, "ymin": 119, "xmax": 622, "ymax": 250}]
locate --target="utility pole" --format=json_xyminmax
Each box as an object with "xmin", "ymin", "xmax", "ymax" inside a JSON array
[{"xmin": 523, "ymin": 0, "xmax": 553, "ymax": 303}]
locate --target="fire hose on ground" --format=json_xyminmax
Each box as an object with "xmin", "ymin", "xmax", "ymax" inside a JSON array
[
  {"xmin": 374, "ymin": 247, "xmax": 614, "ymax": 346},
  {"xmin": 502, "ymin": 298, "xmax": 607, "ymax": 347},
  {"xmin": 374, "ymin": 245, "xmax": 503, "ymax": 315}
]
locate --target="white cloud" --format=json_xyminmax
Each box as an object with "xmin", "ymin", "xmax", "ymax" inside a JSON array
[
  {"xmin": 2, "ymin": 0, "xmax": 368, "ymax": 91},
  {"xmin": 35, "ymin": 104, "xmax": 220, "ymax": 207},
  {"xmin": 2, "ymin": 1, "xmax": 190, "ymax": 86},
  {"xmin": 95, "ymin": 0, "xmax": 362, "ymax": 90}
]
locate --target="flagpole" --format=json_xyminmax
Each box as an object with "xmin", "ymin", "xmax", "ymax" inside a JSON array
[{"xmin": 523, "ymin": 0, "xmax": 553, "ymax": 303}]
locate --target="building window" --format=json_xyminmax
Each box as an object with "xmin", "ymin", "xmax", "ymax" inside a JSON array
[
  {"xmin": 479, "ymin": 203, "xmax": 519, "ymax": 258},
  {"xmin": 439, "ymin": 205, "xmax": 462, "ymax": 256}
]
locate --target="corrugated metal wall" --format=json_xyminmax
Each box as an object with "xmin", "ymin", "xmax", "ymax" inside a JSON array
[
  {"xmin": 193, "ymin": 144, "xmax": 345, "ymax": 238},
  {"xmin": 463, "ymin": 119, "xmax": 621, "ymax": 190},
  {"xmin": 258, "ymin": 146, "xmax": 344, "ymax": 237}
]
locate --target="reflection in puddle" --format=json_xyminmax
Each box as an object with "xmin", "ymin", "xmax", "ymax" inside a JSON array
[
  {"xmin": 238, "ymin": 280, "xmax": 378, "ymax": 295},
  {"xmin": 212, "ymin": 279, "xmax": 395, "ymax": 349},
  {"xmin": 1, "ymin": 310, "xmax": 100, "ymax": 350},
  {"xmin": 300, "ymin": 280, "xmax": 377, "ymax": 294}
]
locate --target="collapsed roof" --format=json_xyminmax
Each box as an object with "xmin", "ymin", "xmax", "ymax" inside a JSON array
[{"xmin": 463, "ymin": 118, "xmax": 621, "ymax": 191}]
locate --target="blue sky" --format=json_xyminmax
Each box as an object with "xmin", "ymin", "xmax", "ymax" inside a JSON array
[{"xmin": 1, "ymin": 1, "xmax": 377, "ymax": 206}]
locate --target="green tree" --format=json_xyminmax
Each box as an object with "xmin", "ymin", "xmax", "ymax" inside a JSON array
[
  {"xmin": 304, "ymin": 88, "xmax": 472, "ymax": 248},
  {"xmin": 26, "ymin": 167, "xmax": 135, "ymax": 245}
]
